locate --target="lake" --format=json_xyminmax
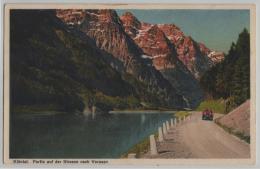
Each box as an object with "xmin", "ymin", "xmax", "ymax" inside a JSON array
[{"xmin": 10, "ymin": 112, "xmax": 175, "ymax": 158}]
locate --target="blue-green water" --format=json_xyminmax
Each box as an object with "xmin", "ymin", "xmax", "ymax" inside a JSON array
[{"xmin": 10, "ymin": 112, "xmax": 174, "ymax": 158}]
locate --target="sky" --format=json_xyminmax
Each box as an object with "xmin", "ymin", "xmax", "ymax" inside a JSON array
[{"xmin": 116, "ymin": 9, "xmax": 250, "ymax": 53}]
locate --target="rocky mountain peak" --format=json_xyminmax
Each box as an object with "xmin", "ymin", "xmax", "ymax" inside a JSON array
[
  {"xmin": 134, "ymin": 24, "xmax": 177, "ymax": 70},
  {"xmin": 120, "ymin": 17, "xmax": 181, "ymax": 71},
  {"xmin": 56, "ymin": 9, "xmax": 189, "ymax": 108},
  {"xmin": 157, "ymin": 23, "xmax": 224, "ymax": 78},
  {"xmin": 56, "ymin": 9, "xmax": 85, "ymax": 25},
  {"xmin": 55, "ymin": 9, "xmax": 225, "ymax": 108},
  {"xmin": 198, "ymin": 42, "xmax": 211, "ymax": 55},
  {"xmin": 120, "ymin": 12, "xmax": 141, "ymax": 28},
  {"xmin": 120, "ymin": 15, "xmax": 204, "ymax": 107},
  {"xmin": 85, "ymin": 9, "xmax": 122, "ymax": 24},
  {"xmin": 148, "ymin": 25, "xmax": 166, "ymax": 38},
  {"xmin": 158, "ymin": 23, "xmax": 181, "ymax": 33},
  {"xmin": 134, "ymin": 25, "xmax": 169, "ymax": 52},
  {"xmin": 120, "ymin": 12, "xmax": 141, "ymax": 38},
  {"xmin": 158, "ymin": 24, "xmax": 184, "ymax": 44}
]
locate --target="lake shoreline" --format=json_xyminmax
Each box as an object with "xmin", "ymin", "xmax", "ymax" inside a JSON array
[
  {"xmin": 11, "ymin": 110, "xmax": 174, "ymax": 158},
  {"xmin": 13, "ymin": 109, "xmax": 178, "ymax": 118},
  {"xmin": 121, "ymin": 111, "xmax": 192, "ymax": 158},
  {"xmin": 109, "ymin": 110, "xmax": 177, "ymax": 114}
]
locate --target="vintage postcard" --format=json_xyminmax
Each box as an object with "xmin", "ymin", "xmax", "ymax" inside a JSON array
[{"xmin": 3, "ymin": 3, "xmax": 256, "ymax": 166}]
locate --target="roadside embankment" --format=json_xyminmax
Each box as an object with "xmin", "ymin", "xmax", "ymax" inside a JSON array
[
  {"xmin": 215, "ymin": 100, "xmax": 250, "ymax": 143},
  {"xmin": 143, "ymin": 112, "xmax": 249, "ymax": 158}
]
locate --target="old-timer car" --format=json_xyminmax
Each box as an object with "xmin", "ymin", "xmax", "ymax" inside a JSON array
[{"xmin": 202, "ymin": 109, "xmax": 214, "ymax": 121}]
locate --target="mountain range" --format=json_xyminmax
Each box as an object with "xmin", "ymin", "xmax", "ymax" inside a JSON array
[{"xmin": 10, "ymin": 9, "xmax": 224, "ymax": 114}]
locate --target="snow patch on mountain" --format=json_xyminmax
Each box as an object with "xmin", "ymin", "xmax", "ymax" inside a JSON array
[{"xmin": 141, "ymin": 54, "xmax": 152, "ymax": 59}]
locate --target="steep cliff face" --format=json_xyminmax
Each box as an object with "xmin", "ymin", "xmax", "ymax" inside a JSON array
[
  {"xmin": 56, "ymin": 9, "xmax": 85, "ymax": 25},
  {"xmin": 132, "ymin": 24, "xmax": 176, "ymax": 70},
  {"xmin": 158, "ymin": 24, "xmax": 224, "ymax": 78},
  {"xmin": 56, "ymin": 9, "xmax": 188, "ymax": 109},
  {"xmin": 118, "ymin": 11, "xmax": 141, "ymax": 38},
  {"xmin": 120, "ymin": 13, "xmax": 224, "ymax": 79},
  {"xmin": 120, "ymin": 12, "xmax": 204, "ymax": 107}
]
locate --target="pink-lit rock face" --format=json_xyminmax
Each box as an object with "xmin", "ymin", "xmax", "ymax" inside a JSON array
[
  {"xmin": 133, "ymin": 25, "xmax": 177, "ymax": 70},
  {"xmin": 56, "ymin": 10, "xmax": 224, "ymax": 78},
  {"xmin": 120, "ymin": 14, "xmax": 224, "ymax": 78},
  {"xmin": 158, "ymin": 24, "xmax": 224, "ymax": 78},
  {"xmin": 120, "ymin": 11, "xmax": 141, "ymax": 38},
  {"xmin": 56, "ymin": 9, "xmax": 224, "ymax": 108},
  {"xmin": 119, "ymin": 12, "xmax": 206, "ymax": 107},
  {"xmin": 81, "ymin": 10, "xmax": 139, "ymax": 65},
  {"xmin": 56, "ymin": 9, "xmax": 190, "ymax": 108},
  {"xmin": 56, "ymin": 9, "xmax": 145, "ymax": 73},
  {"xmin": 56, "ymin": 9, "xmax": 85, "ymax": 25},
  {"xmin": 120, "ymin": 13, "xmax": 179, "ymax": 70}
]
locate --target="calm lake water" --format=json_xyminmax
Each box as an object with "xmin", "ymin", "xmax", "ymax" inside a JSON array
[{"xmin": 10, "ymin": 112, "xmax": 175, "ymax": 158}]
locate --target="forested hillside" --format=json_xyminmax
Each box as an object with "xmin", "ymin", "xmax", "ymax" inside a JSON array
[
  {"xmin": 10, "ymin": 10, "xmax": 186, "ymax": 114},
  {"xmin": 200, "ymin": 29, "xmax": 250, "ymax": 112},
  {"xmin": 10, "ymin": 10, "xmax": 246, "ymax": 115},
  {"xmin": 10, "ymin": 10, "xmax": 143, "ymax": 114}
]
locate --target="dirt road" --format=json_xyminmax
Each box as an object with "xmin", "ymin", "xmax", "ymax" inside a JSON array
[{"xmin": 143, "ymin": 112, "xmax": 250, "ymax": 158}]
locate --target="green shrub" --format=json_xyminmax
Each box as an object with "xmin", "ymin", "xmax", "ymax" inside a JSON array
[
  {"xmin": 174, "ymin": 111, "xmax": 191, "ymax": 118},
  {"xmin": 196, "ymin": 99, "xmax": 226, "ymax": 114}
]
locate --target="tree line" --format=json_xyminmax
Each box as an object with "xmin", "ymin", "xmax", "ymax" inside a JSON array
[{"xmin": 200, "ymin": 29, "xmax": 250, "ymax": 112}]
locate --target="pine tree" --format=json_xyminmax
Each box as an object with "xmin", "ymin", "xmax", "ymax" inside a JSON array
[{"xmin": 200, "ymin": 28, "xmax": 250, "ymax": 110}]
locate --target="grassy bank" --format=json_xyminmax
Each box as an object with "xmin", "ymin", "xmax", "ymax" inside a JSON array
[
  {"xmin": 174, "ymin": 111, "xmax": 191, "ymax": 118},
  {"xmin": 12, "ymin": 105, "xmax": 68, "ymax": 115},
  {"xmin": 112, "ymin": 107, "xmax": 178, "ymax": 112},
  {"xmin": 196, "ymin": 99, "xmax": 226, "ymax": 114}
]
